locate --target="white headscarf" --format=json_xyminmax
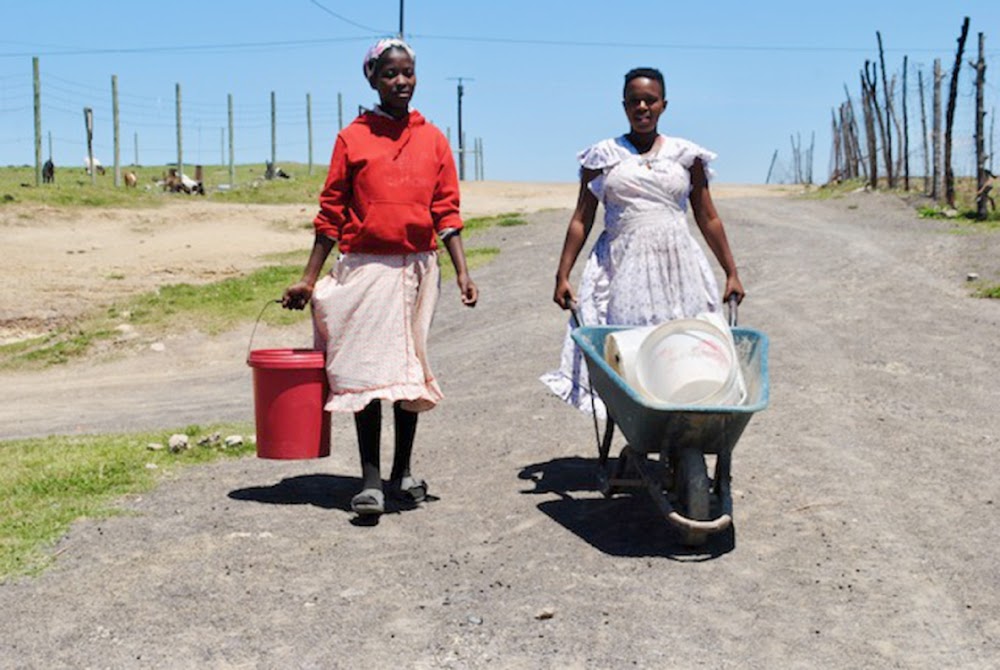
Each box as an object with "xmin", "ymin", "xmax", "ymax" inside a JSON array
[{"xmin": 363, "ymin": 37, "xmax": 416, "ymax": 83}]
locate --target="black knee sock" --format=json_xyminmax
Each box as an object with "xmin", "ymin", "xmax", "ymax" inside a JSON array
[
  {"xmin": 390, "ymin": 402, "xmax": 418, "ymax": 482},
  {"xmin": 353, "ymin": 400, "xmax": 382, "ymax": 490}
]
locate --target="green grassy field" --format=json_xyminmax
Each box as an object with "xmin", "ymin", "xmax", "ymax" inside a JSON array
[
  {"xmin": 0, "ymin": 422, "xmax": 255, "ymax": 581},
  {"xmin": 1, "ymin": 162, "xmax": 328, "ymax": 207}
]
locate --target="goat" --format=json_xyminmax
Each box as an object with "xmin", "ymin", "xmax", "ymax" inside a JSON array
[
  {"xmin": 42, "ymin": 159, "xmax": 55, "ymax": 184},
  {"xmin": 83, "ymin": 156, "xmax": 106, "ymax": 176},
  {"xmin": 123, "ymin": 171, "xmax": 138, "ymax": 188},
  {"xmin": 162, "ymin": 168, "xmax": 204, "ymax": 195}
]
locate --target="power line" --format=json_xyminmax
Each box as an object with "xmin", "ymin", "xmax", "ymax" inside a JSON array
[
  {"xmin": 411, "ymin": 32, "xmax": 1000, "ymax": 55},
  {"xmin": 0, "ymin": 35, "xmax": 372, "ymax": 59},
  {"xmin": 4, "ymin": 30, "xmax": 998, "ymax": 60},
  {"xmin": 306, "ymin": 0, "xmax": 388, "ymax": 35}
]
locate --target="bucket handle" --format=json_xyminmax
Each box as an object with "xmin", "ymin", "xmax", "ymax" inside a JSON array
[{"xmin": 246, "ymin": 299, "xmax": 282, "ymax": 364}]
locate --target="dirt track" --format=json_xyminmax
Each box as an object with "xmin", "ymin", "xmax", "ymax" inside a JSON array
[{"xmin": 1, "ymin": 186, "xmax": 999, "ymax": 668}]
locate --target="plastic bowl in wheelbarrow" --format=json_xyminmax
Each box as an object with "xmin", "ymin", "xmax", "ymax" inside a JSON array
[{"xmin": 571, "ymin": 325, "xmax": 769, "ymax": 455}]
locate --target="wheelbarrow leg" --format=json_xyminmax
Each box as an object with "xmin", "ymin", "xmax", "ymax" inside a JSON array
[
  {"xmin": 713, "ymin": 450, "xmax": 734, "ymax": 519},
  {"xmin": 675, "ymin": 447, "xmax": 711, "ymax": 547},
  {"xmin": 596, "ymin": 419, "xmax": 618, "ymax": 497},
  {"xmin": 598, "ymin": 418, "xmax": 615, "ymax": 467}
]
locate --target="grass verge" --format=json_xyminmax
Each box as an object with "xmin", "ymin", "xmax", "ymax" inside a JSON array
[
  {"xmin": 975, "ymin": 284, "xmax": 1000, "ymax": 299},
  {"xmin": 1, "ymin": 163, "xmax": 328, "ymax": 207},
  {"xmin": 1, "ymin": 241, "xmax": 502, "ymax": 370},
  {"xmin": 0, "ymin": 422, "xmax": 255, "ymax": 581},
  {"xmin": 463, "ymin": 212, "xmax": 528, "ymax": 230}
]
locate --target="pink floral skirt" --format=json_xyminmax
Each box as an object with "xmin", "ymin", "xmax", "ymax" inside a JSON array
[{"xmin": 311, "ymin": 251, "xmax": 443, "ymax": 413}]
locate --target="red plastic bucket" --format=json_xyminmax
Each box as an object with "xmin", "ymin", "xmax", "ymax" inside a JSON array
[{"xmin": 248, "ymin": 348, "xmax": 331, "ymax": 459}]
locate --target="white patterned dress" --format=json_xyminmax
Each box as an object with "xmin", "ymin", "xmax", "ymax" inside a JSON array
[{"xmin": 540, "ymin": 135, "xmax": 722, "ymax": 418}]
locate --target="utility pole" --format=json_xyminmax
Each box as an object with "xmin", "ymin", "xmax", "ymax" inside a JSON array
[
  {"xmin": 398, "ymin": 0, "xmax": 404, "ymax": 37},
  {"xmin": 448, "ymin": 77, "xmax": 473, "ymax": 180}
]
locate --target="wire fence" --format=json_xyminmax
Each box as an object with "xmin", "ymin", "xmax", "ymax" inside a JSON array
[{"xmin": 0, "ymin": 59, "xmax": 485, "ymax": 183}]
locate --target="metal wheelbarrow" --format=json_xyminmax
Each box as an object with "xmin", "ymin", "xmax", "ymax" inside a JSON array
[{"xmin": 570, "ymin": 311, "xmax": 769, "ymax": 546}]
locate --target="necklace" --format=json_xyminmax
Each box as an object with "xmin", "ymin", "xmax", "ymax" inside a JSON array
[{"xmin": 628, "ymin": 134, "xmax": 659, "ymax": 168}]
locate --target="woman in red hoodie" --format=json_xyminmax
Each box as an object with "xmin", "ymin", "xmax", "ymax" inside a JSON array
[{"xmin": 283, "ymin": 38, "xmax": 478, "ymax": 517}]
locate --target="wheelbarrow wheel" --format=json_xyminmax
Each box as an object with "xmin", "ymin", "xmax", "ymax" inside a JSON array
[{"xmin": 676, "ymin": 448, "xmax": 711, "ymax": 546}]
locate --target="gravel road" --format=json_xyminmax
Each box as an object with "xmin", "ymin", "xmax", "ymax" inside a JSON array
[{"xmin": 2, "ymin": 190, "xmax": 999, "ymax": 669}]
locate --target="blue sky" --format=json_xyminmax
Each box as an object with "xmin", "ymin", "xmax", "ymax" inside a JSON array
[{"xmin": 1, "ymin": 1, "xmax": 997, "ymax": 184}]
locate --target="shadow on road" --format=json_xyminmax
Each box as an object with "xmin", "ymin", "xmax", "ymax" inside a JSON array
[
  {"xmin": 518, "ymin": 456, "xmax": 735, "ymax": 561},
  {"xmin": 228, "ymin": 474, "xmax": 430, "ymax": 524}
]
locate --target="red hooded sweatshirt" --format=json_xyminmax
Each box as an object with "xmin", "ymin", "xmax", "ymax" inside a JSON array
[{"xmin": 313, "ymin": 109, "xmax": 463, "ymax": 254}]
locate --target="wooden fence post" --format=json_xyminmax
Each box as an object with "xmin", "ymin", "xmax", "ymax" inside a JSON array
[
  {"xmin": 33, "ymin": 57, "xmax": 42, "ymax": 187},
  {"xmin": 902, "ymin": 56, "xmax": 909, "ymax": 191},
  {"xmin": 112, "ymin": 74, "xmax": 121, "ymax": 187},
  {"xmin": 306, "ymin": 92, "xmax": 313, "ymax": 176},
  {"xmin": 270, "ymin": 91, "xmax": 276, "ymax": 169},
  {"xmin": 861, "ymin": 69, "xmax": 879, "ymax": 189},
  {"xmin": 176, "ymin": 83, "xmax": 183, "ymax": 181},
  {"xmin": 932, "ymin": 59, "xmax": 943, "ymax": 201},
  {"xmin": 918, "ymin": 68, "xmax": 930, "ymax": 194},
  {"xmin": 228, "ymin": 93, "xmax": 235, "ymax": 187},
  {"xmin": 973, "ymin": 32, "xmax": 987, "ymax": 220},
  {"xmin": 877, "ymin": 32, "xmax": 895, "ymax": 187},
  {"xmin": 944, "ymin": 17, "xmax": 970, "ymax": 208},
  {"xmin": 84, "ymin": 107, "xmax": 95, "ymax": 186}
]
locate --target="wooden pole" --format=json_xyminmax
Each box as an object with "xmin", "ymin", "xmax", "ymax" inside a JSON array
[
  {"xmin": 84, "ymin": 107, "xmax": 95, "ymax": 186},
  {"xmin": 473, "ymin": 136, "xmax": 480, "ymax": 180},
  {"xmin": 918, "ymin": 68, "xmax": 930, "ymax": 194},
  {"xmin": 33, "ymin": 57, "xmax": 42, "ymax": 187},
  {"xmin": 457, "ymin": 80, "xmax": 465, "ymax": 180},
  {"xmin": 945, "ymin": 17, "xmax": 970, "ymax": 208},
  {"xmin": 765, "ymin": 149, "xmax": 778, "ymax": 184},
  {"xmin": 47, "ymin": 131, "xmax": 52, "ymax": 162},
  {"xmin": 270, "ymin": 91, "xmax": 276, "ymax": 168},
  {"xmin": 831, "ymin": 109, "xmax": 842, "ymax": 182},
  {"xmin": 902, "ymin": 56, "xmax": 909, "ymax": 191},
  {"xmin": 843, "ymin": 84, "xmax": 862, "ymax": 179},
  {"xmin": 974, "ymin": 32, "xmax": 987, "ymax": 220},
  {"xmin": 861, "ymin": 70, "xmax": 879, "ymax": 189},
  {"xmin": 112, "ymin": 74, "xmax": 121, "ymax": 187},
  {"xmin": 990, "ymin": 106, "xmax": 995, "ymax": 174},
  {"xmin": 228, "ymin": 93, "xmax": 235, "ymax": 187},
  {"xmin": 337, "ymin": 92, "xmax": 343, "ymax": 131},
  {"xmin": 932, "ymin": 59, "xmax": 943, "ymax": 201},
  {"xmin": 864, "ymin": 61, "xmax": 888, "ymax": 188},
  {"xmin": 790, "ymin": 134, "xmax": 799, "ymax": 183},
  {"xmin": 808, "ymin": 131, "xmax": 815, "ymax": 185},
  {"xmin": 306, "ymin": 92, "xmax": 313, "ymax": 176},
  {"xmin": 176, "ymin": 83, "xmax": 183, "ymax": 180},
  {"xmin": 877, "ymin": 32, "xmax": 894, "ymax": 187}
]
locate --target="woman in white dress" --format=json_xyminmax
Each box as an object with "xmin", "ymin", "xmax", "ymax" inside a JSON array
[{"xmin": 541, "ymin": 67, "xmax": 744, "ymax": 416}]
